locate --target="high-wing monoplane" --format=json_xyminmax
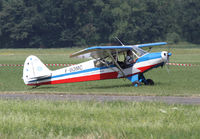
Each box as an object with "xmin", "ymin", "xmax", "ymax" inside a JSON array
[{"xmin": 23, "ymin": 42, "xmax": 171, "ymax": 87}]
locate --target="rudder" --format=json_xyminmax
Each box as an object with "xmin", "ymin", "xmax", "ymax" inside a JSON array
[{"xmin": 23, "ymin": 55, "xmax": 51, "ymax": 85}]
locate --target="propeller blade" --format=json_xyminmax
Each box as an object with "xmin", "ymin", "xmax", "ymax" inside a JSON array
[
  {"xmin": 166, "ymin": 52, "xmax": 172, "ymax": 74},
  {"xmin": 166, "ymin": 65, "xmax": 170, "ymax": 74}
]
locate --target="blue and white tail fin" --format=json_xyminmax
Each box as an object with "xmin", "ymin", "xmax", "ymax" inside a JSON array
[{"xmin": 23, "ymin": 55, "xmax": 52, "ymax": 85}]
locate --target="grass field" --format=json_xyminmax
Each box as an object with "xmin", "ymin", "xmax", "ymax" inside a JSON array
[
  {"xmin": 0, "ymin": 46, "xmax": 200, "ymax": 138},
  {"xmin": 0, "ymin": 47, "xmax": 200, "ymax": 96},
  {"xmin": 0, "ymin": 100, "xmax": 199, "ymax": 138}
]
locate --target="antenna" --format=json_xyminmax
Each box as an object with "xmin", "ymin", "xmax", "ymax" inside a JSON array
[{"xmin": 115, "ymin": 37, "xmax": 124, "ymax": 46}]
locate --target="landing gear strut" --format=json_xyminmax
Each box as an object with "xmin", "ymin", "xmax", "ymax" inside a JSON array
[
  {"xmin": 126, "ymin": 73, "xmax": 154, "ymax": 87},
  {"xmin": 139, "ymin": 74, "xmax": 154, "ymax": 86},
  {"xmin": 132, "ymin": 81, "xmax": 141, "ymax": 87}
]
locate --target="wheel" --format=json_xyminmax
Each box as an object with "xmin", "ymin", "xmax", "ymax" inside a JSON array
[
  {"xmin": 145, "ymin": 79, "xmax": 154, "ymax": 85},
  {"xmin": 132, "ymin": 81, "xmax": 141, "ymax": 87}
]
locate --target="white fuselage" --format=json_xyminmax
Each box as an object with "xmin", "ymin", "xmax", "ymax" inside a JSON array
[{"xmin": 23, "ymin": 51, "xmax": 167, "ymax": 86}]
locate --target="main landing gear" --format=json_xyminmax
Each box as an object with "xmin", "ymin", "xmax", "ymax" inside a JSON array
[
  {"xmin": 127, "ymin": 73, "xmax": 154, "ymax": 87},
  {"xmin": 145, "ymin": 79, "xmax": 154, "ymax": 86}
]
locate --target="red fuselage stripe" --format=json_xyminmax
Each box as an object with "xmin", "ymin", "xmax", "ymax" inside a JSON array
[
  {"xmin": 28, "ymin": 72, "xmax": 118, "ymax": 86},
  {"xmin": 27, "ymin": 63, "xmax": 163, "ymax": 86},
  {"xmin": 137, "ymin": 63, "xmax": 160, "ymax": 72}
]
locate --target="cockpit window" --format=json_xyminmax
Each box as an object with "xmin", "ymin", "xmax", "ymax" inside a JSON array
[
  {"xmin": 133, "ymin": 47, "xmax": 148, "ymax": 57},
  {"xmin": 93, "ymin": 47, "xmax": 148, "ymax": 68},
  {"xmin": 94, "ymin": 57, "xmax": 114, "ymax": 67}
]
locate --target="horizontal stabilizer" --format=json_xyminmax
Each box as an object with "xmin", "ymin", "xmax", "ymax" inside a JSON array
[{"xmin": 29, "ymin": 74, "xmax": 51, "ymax": 80}]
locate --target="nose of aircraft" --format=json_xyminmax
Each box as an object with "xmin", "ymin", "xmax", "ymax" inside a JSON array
[{"xmin": 161, "ymin": 51, "xmax": 172, "ymax": 63}]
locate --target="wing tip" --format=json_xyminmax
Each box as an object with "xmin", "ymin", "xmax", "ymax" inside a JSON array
[{"xmin": 138, "ymin": 42, "xmax": 168, "ymax": 48}]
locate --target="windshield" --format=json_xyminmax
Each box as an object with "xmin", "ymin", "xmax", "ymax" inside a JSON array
[{"xmin": 133, "ymin": 47, "xmax": 148, "ymax": 57}]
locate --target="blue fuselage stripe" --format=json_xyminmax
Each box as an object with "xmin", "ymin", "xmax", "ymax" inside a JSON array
[
  {"xmin": 29, "ymin": 52, "xmax": 162, "ymax": 83},
  {"xmin": 137, "ymin": 52, "xmax": 162, "ymax": 63},
  {"xmin": 29, "ymin": 65, "xmax": 114, "ymax": 83}
]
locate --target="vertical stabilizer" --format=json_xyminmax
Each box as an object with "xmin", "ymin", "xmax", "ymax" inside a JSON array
[{"xmin": 23, "ymin": 55, "xmax": 51, "ymax": 85}]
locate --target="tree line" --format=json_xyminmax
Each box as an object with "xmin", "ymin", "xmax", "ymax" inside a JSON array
[{"xmin": 0, "ymin": 0, "xmax": 199, "ymax": 48}]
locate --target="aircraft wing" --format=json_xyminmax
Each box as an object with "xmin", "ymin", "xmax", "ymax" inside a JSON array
[
  {"xmin": 134, "ymin": 42, "xmax": 167, "ymax": 48},
  {"xmin": 70, "ymin": 46, "xmax": 133, "ymax": 59},
  {"xmin": 70, "ymin": 42, "xmax": 167, "ymax": 59}
]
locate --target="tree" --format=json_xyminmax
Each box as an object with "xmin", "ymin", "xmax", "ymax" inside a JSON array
[
  {"xmin": 0, "ymin": 0, "xmax": 200, "ymax": 48},
  {"xmin": 180, "ymin": 0, "xmax": 200, "ymax": 44}
]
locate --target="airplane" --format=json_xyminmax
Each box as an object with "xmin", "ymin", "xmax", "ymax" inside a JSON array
[{"xmin": 22, "ymin": 42, "xmax": 171, "ymax": 87}]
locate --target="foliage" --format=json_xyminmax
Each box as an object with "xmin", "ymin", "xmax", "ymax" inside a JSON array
[
  {"xmin": 0, "ymin": 0, "xmax": 199, "ymax": 47},
  {"xmin": 166, "ymin": 32, "xmax": 180, "ymax": 44}
]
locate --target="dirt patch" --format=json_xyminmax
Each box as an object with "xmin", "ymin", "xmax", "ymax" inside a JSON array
[{"xmin": 0, "ymin": 93, "xmax": 200, "ymax": 105}]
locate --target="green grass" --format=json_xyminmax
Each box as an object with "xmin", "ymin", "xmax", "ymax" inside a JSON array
[
  {"xmin": 0, "ymin": 47, "xmax": 200, "ymax": 139},
  {"xmin": 168, "ymin": 42, "xmax": 200, "ymax": 48},
  {"xmin": 0, "ymin": 48, "xmax": 200, "ymax": 96},
  {"xmin": 0, "ymin": 100, "xmax": 199, "ymax": 138}
]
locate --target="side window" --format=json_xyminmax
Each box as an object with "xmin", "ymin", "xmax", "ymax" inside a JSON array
[
  {"xmin": 131, "ymin": 50, "xmax": 138, "ymax": 60},
  {"xmin": 94, "ymin": 60, "xmax": 104, "ymax": 67},
  {"xmin": 125, "ymin": 50, "xmax": 137, "ymax": 63},
  {"xmin": 94, "ymin": 57, "xmax": 114, "ymax": 67},
  {"xmin": 133, "ymin": 47, "xmax": 147, "ymax": 57}
]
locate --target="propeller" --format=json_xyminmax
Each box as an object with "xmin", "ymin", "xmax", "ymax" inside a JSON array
[
  {"xmin": 165, "ymin": 44, "xmax": 172, "ymax": 73},
  {"xmin": 166, "ymin": 52, "xmax": 172, "ymax": 74}
]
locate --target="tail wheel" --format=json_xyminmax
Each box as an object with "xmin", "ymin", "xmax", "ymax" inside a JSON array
[{"xmin": 145, "ymin": 79, "xmax": 154, "ymax": 86}]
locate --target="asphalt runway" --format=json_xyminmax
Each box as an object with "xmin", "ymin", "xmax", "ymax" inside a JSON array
[{"xmin": 0, "ymin": 93, "xmax": 200, "ymax": 105}]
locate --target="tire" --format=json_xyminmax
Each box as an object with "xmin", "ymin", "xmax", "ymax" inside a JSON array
[
  {"xmin": 132, "ymin": 81, "xmax": 141, "ymax": 87},
  {"xmin": 145, "ymin": 79, "xmax": 154, "ymax": 86}
]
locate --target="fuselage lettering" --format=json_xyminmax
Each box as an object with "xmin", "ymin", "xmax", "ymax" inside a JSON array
[{"xmin": 69, "ymin": 65, "xmax": 83, "ymax": 73}]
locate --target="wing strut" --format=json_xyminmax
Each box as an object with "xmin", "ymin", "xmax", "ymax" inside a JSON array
[
  {"xmin": 106, "ymin": 50, "xmax": 126, "ymax": 78},
  {"xmin": 115, "ymin": 37, "xmax": 124, "ymax": 46}
]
